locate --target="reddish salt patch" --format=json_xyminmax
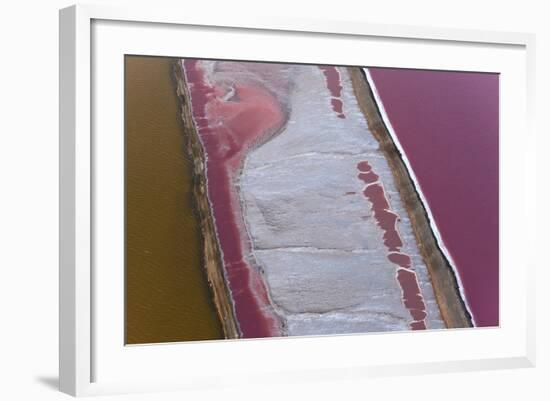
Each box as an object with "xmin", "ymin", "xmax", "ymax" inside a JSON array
[
  {"xmin": 410, "ymin": 321, "xmax": 427, "ymax": 330},
  {"xmin": 399, "ymin": 278, "xmax": 428, "ymax": 330},
  {"xmin": 319, "ymin": 66, "xmax": 346, "ymax": 118},
  {"xmin": 356, "ymin": 160, "xmax": 427, "ymax": 330},
  {"xmin": 183, "ymin": 59, "xmax": 286, "ymax": 338},
  {"xmin": 362, "ymin": 184, "xmax": 402, "ymax": 252},
  {"xmin": 357, "ymin": 161, "xmax": 372, "ymax": 172},
  {"xmin": 388, "ymin": 252, "xmax": 412, "ymax": 269},
  {"xmin": 397, "ymin": 269, "xmax": 426, "ymax": 312},
  {"xmin": 331, "ymin": 99, "xmax": 345, "ymax": 119},
  {"xmin": 358, "ymin": 171, "xmax": 379, "ymax": 184}
]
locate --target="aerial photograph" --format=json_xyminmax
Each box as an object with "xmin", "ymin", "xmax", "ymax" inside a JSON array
[{"xmin": 124, "ymin": 56, "xmax": 499, "ymax": 344}]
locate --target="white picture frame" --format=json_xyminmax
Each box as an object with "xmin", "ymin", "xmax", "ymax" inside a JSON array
[{"xmin": 59, "ymin": 3, "xmax": 536, "ymax": 397}]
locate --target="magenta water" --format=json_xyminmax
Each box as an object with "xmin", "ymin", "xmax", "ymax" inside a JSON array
[
  {"xmin": 368, "ymin": 68, "xmax": 499, "ymax": 327},
  {"xmin": 182, "ymin": 59, "xmax": 286, "ymax": 337}
]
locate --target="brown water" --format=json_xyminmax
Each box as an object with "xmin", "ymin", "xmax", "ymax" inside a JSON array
[{"xmin": 125, "ymin": 56, "xmax": 223, "ymax": 344}]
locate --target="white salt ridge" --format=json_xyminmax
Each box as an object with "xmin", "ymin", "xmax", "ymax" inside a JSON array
[{"xmin": 240, "ymin": 66, "xmax": 445, "ymax": 335}]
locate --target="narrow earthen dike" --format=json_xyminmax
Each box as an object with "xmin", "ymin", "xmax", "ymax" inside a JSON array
[{"xmin": 173, "ymin": 62, "xmax": 241, "ymax": 338}]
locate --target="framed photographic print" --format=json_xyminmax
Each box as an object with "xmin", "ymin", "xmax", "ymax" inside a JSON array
[{"xmin": 59, "ymin": 4, "xmax": 536, "ymax": 396}]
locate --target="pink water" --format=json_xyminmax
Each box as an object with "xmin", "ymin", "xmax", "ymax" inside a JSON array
[
  {"xmin": 368, "ymin": 68, "xmax": 499, "ymax": 327},
  {"xmin": 182, "ymin": 60, "xmax": 286, "ymax": 337}
]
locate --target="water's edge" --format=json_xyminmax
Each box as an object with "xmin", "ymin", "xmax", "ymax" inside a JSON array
[
  {"xmin": 349, "ymin": 67, "xmax": 473, "ymax": 328},
  {"xmin": 173, "ymin": 60, "xmax": 241, "ymax": 339}
]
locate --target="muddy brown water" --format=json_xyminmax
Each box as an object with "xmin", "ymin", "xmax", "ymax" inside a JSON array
[{"xmin": 125, "ymin": 55, "xmax": 223, "ymax": 344}]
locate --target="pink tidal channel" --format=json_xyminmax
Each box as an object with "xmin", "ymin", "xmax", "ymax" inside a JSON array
[
  {"xmin": 182, "ymin": 60, "xmax": 284, "ymax": 337},
  {"xmin": 357, "ymin": 160, "xmax": 428, "ymax": 329}
]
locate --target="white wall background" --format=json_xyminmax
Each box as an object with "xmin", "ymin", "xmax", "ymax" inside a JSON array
[{"xmin": 0, "ymin": 0, "xmax": 547, "ymax": 399}]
